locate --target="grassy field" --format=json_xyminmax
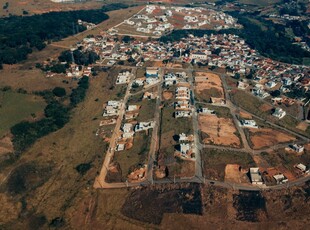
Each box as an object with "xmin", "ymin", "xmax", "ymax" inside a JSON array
[
  {"xmin": 202, "ymin": 148, "xmax": 256, "ymax": 181},
  {"xmin": 0, "ymin": 91, "xmax": 46, "ymax": 137},
  {"xmin": 113, "ymin": 131, "xmax": 152, "ymax": 181},
  {"xmin": 136, "ymin": 99, "xmax": 156, "ymax": 122}
]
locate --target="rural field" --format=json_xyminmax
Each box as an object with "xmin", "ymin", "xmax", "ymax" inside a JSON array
[{"xmin": 0, "ymin": 91, "xmax": 46, "ymax": 137}]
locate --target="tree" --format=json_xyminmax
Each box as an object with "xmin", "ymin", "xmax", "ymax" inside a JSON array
[{"xmin": 52, "ymin": 87, "xmax": 66, "ymax": 97}]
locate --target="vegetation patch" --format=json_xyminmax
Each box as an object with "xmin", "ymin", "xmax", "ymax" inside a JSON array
[
  {"xmin": 0, "ymin": 91, "xmax": 46, "ymax": 137},
  {"xmin": 122, "ymin": 183, "xmax": 202, "ymax": 225},
  {"xmin": 233, "ymin": 191, "xmax": 267, "ymax": 222},
  {"xmin": 7, "ymin": 162, "xmax": 53, "ymax": 195},
  {"xmin": 202, "ymin": 148, "xmax": 255, "ymax": 180}
]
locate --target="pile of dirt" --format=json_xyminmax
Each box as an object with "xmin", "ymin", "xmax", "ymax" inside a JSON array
[{"xmin": 121, "ymin": 183, "xmax": 202, "ymax": 225}]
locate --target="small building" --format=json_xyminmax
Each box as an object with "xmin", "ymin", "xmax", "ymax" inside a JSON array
[
  {"xmin": 272, "ymin": 108, "xmax": 286, "ymax": 119},
  {"xmin": 273, "ymin": 174, "xmax": 288, "ymax": 184},
  {"xmin": 249, "ymin": 167, "xmax": 263, "ymax": 185},
  {"xmin": 198, "ymin": 108, "xmax": 215, "ymax": 115},
  {"xmin": 290, "ymin": 144, "xmax": 304, "ymax": 153},
  {"xmin": 175, "ymin": 111, "xmax": 192, "ymax": 118},
  {"xmin": 180, "ymin": 143, "xmax": 191, "ymax": 155},
  {"xmin": 116, "ymin": 143, "xmax": 125, "ymax": 151},
  {"xmin": 135, "ymin": 121, "xmax": 155, "ymax": 132},
  {"xmin": 296, "ymin": 163, "xmax": 309, "ymax": 173},
  {"xmin": 240, "ymin": 119, "xmax": 258, "ymax": 128},
  {"xmin": 146, "ymin": 67, "xmax": 159, "ymax": 78},
  {"xmin": 179, "ymin": 133, "xmax": 194, "ymax": 142},
  {"xmin": 127, "ymin": 105, "xmax": 140, "ymax": 112}
]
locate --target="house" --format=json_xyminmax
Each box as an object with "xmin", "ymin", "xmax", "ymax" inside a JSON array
[
  {"xmin": 296, "ymin": 163, "xmax": 309, "ymax": 173},
  {"xmin": 122, "ymin": 123, "xmax": 134, "ymax": 138},
  {"xmin": 116, "ymin": 143, "xmax": 125, "ymax": 151},
  {"xmin": 249, "ymin": 167, "xmax": 263, "ymax": 185},
  {"xmin": 135, "ymin": 121, "xmax": 155, "ymax": 132},
  {"xmin": 240, "ymin": 119, "xmax": 258, "ymax": 128},
  {"xmin": 176, "ymin": 87, "xmax": 190, "ymax": 100},
  {"xmin": 273, "ymin": 174, "xmax": 288, "ymax": 184},
  {"xmin": 146, "ymin": 67, "xmax": 159, "ymax": 77},
  {"xmin": 127, "ymin": 105, "xmax": 140, "ymax": 112},
  {"xmin": 198, "ymin": 108, "xmax": 215, "ymax": 115},
  {"xmin": 122, "ymin": 123, "xmax": 133, "ymax": 133},
  {"xmin": 175, "ymin": 111, "xmax": 192, "ymax": 118},
  {"xmin": 265, "ymin": 81, "xmax": 276, "ymax": 88},
  {"xmin": 180, "ymin": 143, "xmax": 191, "ymax": 155},
  {"xmin": 143, "ymin": 92, "xmax": 156, "ymax": 100},
  {"xmin": 272, "ymin": 108, "xmax": 286, "ymax": 119},
  {"xmin": 190, "ymin": 51, "xmax": 208, "ymax": 61},
  {"xmin": 175, "ymin": 101, "xmax": 190, "ymax": 110},
  {"xmin": 238, "ymin": 81, "xmax": 249, "ymax": 90},
  {"xmin": 107, "ymin": 100, "xmax": 120, "ymax": 107},
  {"xmin": 290, "ymin": 144, "xmax": 304, "ymax": 153},
  {"xmin": 179, "ymin": 133, "xmax": 194, "ymax": 142}
]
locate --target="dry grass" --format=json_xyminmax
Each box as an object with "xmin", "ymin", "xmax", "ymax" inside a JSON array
[{"xmin": 248, "ymin": 128, "xmax": 296, "ymax": 150}]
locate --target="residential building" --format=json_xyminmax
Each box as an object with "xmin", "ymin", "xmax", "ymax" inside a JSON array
[
  {"xmin": 272, "ymin": 108, "xmax": 286, "ymax": 119},
  {"xmin": 249, "ymin": 168, "xmax": 263, "ymax": 185}
]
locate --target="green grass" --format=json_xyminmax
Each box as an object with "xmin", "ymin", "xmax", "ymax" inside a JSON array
[
  {"xmin": 113, "ymin": 131, "xmax": 151, "ymax": 180},
  {"xmin": 202, "ymin": 148, "xmax": 256, "ymax": 180},
  {"xmin": 0, "ymin": 91, "xmax": 46, "ymax": 137}
]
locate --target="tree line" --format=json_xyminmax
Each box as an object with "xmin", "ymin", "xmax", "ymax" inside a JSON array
[{"xmin": 11, "ymin": 76, "xmax": 89, "ymax": 153}]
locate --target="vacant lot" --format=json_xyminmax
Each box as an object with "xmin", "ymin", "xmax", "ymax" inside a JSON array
[
  {"xmin": 195, "ymin": 72, "xmax": 224, "ymax": 102},
  {"xmin": 0, "ymin": 91, "xmax": 46, "ymax": 137},
  {"xmin": 199, "ymin": 114, "xmax": 240, "ymax": 148},
  {"xmin": 202, "ymin": 148, "xmax": 255, "ymax": 181},
  {"xmin": 247, "ymin": 128, "xmax": 296, "ymax": 150},
  {"xmin": 224, "ymin": 164, "xmax": 250, "ymax": 184},
  {"xmin": 113, "ymin": 131, "xmax": 151, "ymax": 181}
]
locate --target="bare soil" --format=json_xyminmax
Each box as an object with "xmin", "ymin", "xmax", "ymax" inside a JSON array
[
  {"xmin": 199, "ymin": 114, "xmax": 241, "ymax": 147},
  {"xmin": 248, "ymin": 128, "xmax": 296, "ymax": 149}
]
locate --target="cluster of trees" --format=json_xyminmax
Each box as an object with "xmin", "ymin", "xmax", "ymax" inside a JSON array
[
  {"xmin": 160, "ymin": 12, "xmax": 310, "ymax": 65},
  {"xmin": 11, "ymin": 76, "xmax": 89, "ymax": 153},
  {"xmin": 0, "ymin": 2, "xmax": 131, "ymax": 67},
  {"xmin": 58, "ymin": 49, "xmax": 99, "ymax": 66},
  {"xmin": 70, "ymin": 76, "xmax": 89, "ymax": 106}
]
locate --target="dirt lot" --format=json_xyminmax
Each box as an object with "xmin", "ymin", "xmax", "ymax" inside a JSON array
[
  {"xmin": 162, "ymin": 91, "xmax": 173, "ymax": 100},
  {"xmin": 198, "ymin": 114, "xmax": 241, "ymax": 148},
  {"xmin": 224, "ymin": 164, "xmax": 250, "ymax": 184},
  {"xmin": 248, "ymin": 128, "xmax": 296, "ymax": 150},
  {"xmin": 195, "ymin": 72, "xmax": 224, "ymax": 102}
]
